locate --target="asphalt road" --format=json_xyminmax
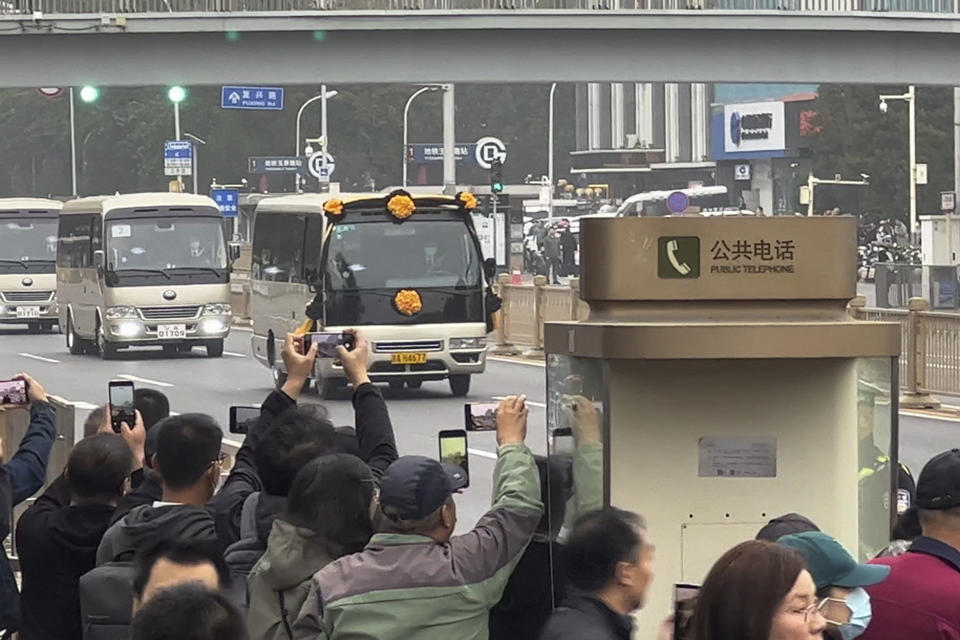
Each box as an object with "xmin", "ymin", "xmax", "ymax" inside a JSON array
[
  {"xmin": 0, "ymin": 324, "xmax": 547, "ymax": 530},
  {"xmin": 0, "ymin": 323, "xmax": 955, "ymax": 530}
]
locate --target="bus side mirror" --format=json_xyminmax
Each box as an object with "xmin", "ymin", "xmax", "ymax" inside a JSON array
[
  {"xmin": 483, "ymin": 258, "xmax": 496, "ymax": 282},
  {"xmin": 93, "ymin": 250, "xmax": 105, "ymax": 268},
  {"xmin": 229, "ymin": 243, "xmax": 241, "ymax": 263}
]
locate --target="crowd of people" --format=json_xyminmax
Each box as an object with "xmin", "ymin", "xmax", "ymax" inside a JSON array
[
  {"xmin": 524, "ymin": 219, "xmax": 578, "ymax": 284},
  {"xmin": 0, "ymin": 332, "xmax": 958, "ymax": 640}
]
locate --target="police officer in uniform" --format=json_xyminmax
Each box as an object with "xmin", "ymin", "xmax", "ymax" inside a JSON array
[{"xmin": 858, "ymin": 378, "xmax": 916, "ymax": 558}]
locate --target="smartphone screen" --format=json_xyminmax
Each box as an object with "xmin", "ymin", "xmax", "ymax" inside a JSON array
[
  {"xmin": 229, "ymin": 406, "xmax": 260, "ymax": 435},
  {"xmin": 464, "ymin": 403, "xmax": 499, "ymax": 431},
  {"xmin": 438, "ymin": 429, "xmax": 469, "ymax": 489},
  {"xmin": 550, "ymin": 427, "xmax": 575, "ymax": 456},
  {"xmin": 108, "ymin": 381, "xmax": 136, "ymax": 434},
  {"xmin": 306, "ymin": 332, "xmax": 354, "ymax": 358},
  {"xmin": 674, "ymin": 583, "xmax": 700, "ymax": 640},
  {"xmin": 0, "ymin": 379, "xmax": 27, "ymax": 405}
]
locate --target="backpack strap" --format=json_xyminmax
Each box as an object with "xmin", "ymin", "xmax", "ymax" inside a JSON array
[{"xmin": 278, "ymin": 591, "xmax": 294, "ymax": 640}]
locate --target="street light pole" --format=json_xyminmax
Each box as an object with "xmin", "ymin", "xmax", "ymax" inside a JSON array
[
  {"xmin": 320, "ymin": 84, "xmax": 329, "ymax": 189},
  {"xmin": 69, "ymin": 87, "xmax": 77, "ymax": 197},
  {"xmin": 402, "ymin": 86, "xmax": 439, "ymax": 188},
  {"xmin": 294, "ymin": 88, "xmax": 338, "ymax": 192},
  {"xmin": 879, "ymin": 86, "xmax": 917, "ymax": 236},
  {"xmin": 547, "ymin": 82, "xmax": 557, "ymax": 223}
]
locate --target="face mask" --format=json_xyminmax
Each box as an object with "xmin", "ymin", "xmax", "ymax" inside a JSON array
[{"xmin": 838, "ymin": 587, "xmax": 872, "ymax": 640}]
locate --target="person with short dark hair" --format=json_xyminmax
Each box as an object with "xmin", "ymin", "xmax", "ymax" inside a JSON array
[
  {"xmin": 131, "ymin": 584, "xmax": 244, "ymax": 640},
  {"xmin": 135, "ymin": 388, "xmax": 170, "ymax": 430},
  {"xmin": 16, "ymin": 433, "xmax": 135, "ymax": 640},
  {"xmin": 690, "ymin": 540, "xmax": 826, "ymax": 640},
  {"xmin": 84, "ymin": 406, "xmax": 108, "ymax": 438},
  {"xmin": 540, "ymin": 507, "xmax": 652, "ymax": 640},
  {"xmin": 756, "ymin": 513, "xmax": 820, "ymax": 542},
  {"xmin": 247, "ymin": 454, "xmax": 375, "ymax": 639},
  {"xmin": 133, "ymin": 538, "xmax": 228, "ymax": 612},
  {"xmin": 859, "ymin": 449, "xmax": 960, "ymax": 639},
  {"xmin": 0, "ymin": 373, "xmax": 60, "ymax": 635},
  {"xmin": 294, "ymin": 396, "xmax": 542, "ymax": 639}
]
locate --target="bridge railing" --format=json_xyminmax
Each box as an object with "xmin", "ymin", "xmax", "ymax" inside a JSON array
[{"xmin": 1, "ymin": 0, "xmax": 955, "ymax": 13}]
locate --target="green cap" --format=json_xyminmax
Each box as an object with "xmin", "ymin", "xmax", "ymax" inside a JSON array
[{"xmin": 778, "ymin": 531, "xmax": 890, "ymax": 590}]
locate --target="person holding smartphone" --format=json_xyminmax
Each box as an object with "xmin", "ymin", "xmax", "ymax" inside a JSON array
[{"xmin": 0, "ymin": 373, "xmax": 57, "ymax": 636}]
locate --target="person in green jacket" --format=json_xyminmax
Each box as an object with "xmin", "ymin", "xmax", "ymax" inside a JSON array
[
  {"xmin": 247, "ymin": 453, "xmax": 375, "ymax": 640},
  {"xmin": 293, "ymin": 395, "xmax": 543, "ymax": 640}
]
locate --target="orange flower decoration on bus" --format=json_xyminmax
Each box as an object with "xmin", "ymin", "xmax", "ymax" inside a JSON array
[
  {"xmin": 458, "ymin": 192, "xmax": 477, "ymax": 210},
  {"xmin": 323, "ymin": 198, "xmax": 344, "ymax": 216},
  {"xmin": 394, "ymin": 289, "xmax": 423, "ymax": 316},
  {"xmin": 387, "ymin": 194, "xmax": 416, "ymax": 220}
]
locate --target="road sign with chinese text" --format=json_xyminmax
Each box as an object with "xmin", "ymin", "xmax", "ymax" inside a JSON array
[
  {"xmin": 221, "ymin": 86, "xmax": 284, "ymax": 111},
  {"xmin": 211, "ymin": 189, "xmax": 240, "ymax": 217},
  {"xmin": 164, "ymin": 140, "xmax": 192, "ymax": 177}
]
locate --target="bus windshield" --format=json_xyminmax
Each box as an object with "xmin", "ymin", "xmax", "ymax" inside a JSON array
[
  {"xmin": 0, "ymin": 218, "xmax": 58, "ymax": 266},
  {"xmin": 106, "ymin": 217, "xmax": 227, "ymax": 272},
  {"xmin": 325, "ymin": 219, "xmax": 481, "ymax": 290}
]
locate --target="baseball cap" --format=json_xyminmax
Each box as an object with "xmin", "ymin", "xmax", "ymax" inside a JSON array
[
  {"xmin": 378, "ymin": 455, "xmax": 468, "ymax": 521},
  {"xmin": 916, "ymin": 449, "xmax": 960, "ymax": 510},
  {"xmin": 755, "ymin": 513, "xmax": 820, "ymax": 542},
  {"xmin": 778, "ymin": 532, "xmax": 890, "ymax": 590}
]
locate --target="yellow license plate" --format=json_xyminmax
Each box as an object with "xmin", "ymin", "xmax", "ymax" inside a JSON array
[{"xmin": 391, "ymin": 352, "xmax": 427, "ymax": 365}]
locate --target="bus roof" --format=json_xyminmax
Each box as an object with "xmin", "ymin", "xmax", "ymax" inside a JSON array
[
  {"xmin": 254, "ymin": 193, "xmax": 374, "ymax": 215},
  {"xmin": 0, "ymin": 198, "xmax": 63, "ymax": 214},
  {"xmin": 616, "ymin": 185, "xmax": 728, "ymax": 216},
  {"xmin": 61, "ymin": 192, "xmax": 219, "ymax": 216}
]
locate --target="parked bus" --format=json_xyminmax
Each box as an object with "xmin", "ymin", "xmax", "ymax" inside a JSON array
[
  {"xmin": 250, "ymin": 191, "xmax": 494, "ymax": 397},
  {"xmin": 0, "ymin": 198, "xmax": 63, "ymax": 332},
  {"xmin": 57, "ymin": 193, "xmax": 236, "ymax": 359}
]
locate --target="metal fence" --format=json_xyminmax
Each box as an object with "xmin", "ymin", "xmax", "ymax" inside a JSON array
[
  {"xmin": 1, "ymin": 0, "xmax": 955, "ymax": 12},
  {"xmin": 493, "ymin": 275, "xmax": 588, "ymax": 357}
]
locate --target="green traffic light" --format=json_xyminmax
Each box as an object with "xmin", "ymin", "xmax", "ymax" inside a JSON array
[
  {"xmin": 79, "ymin": 85, "xmax": 99, "ymax": 103},
  {"xmin": 168, "ymin": 86, "xmax": 187, "ymax": 104},
  {"xmin": 492, "ymin": 182, "xmax": 504, "ymax": 194}
]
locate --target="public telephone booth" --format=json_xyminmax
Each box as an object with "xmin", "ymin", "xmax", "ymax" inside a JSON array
[{"xmin": 543, "ymin": 215, "xmax": 901, "ymax": 639}]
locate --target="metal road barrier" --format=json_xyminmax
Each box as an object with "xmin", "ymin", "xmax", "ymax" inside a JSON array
[
  {"xmin": 492, "ymin": 275, "xmax": 588, "ymax": 358},
  {"xmin": 1, "ymin": 0, "xmax": 955, "ymax": 12}
]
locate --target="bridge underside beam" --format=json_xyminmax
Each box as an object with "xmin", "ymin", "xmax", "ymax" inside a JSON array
[{"xmin": 1, "ymin": 14, "xmax": 959, "ymax": 86}]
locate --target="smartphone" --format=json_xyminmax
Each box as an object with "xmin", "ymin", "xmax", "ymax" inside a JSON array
[
  {"xmin": 464, "ymin": 403, "xmax": 499, "ymax": 432},
  {"xmin": 229, "ymin": 406, "xmax": 260, "ymax": 435},
  {"xmin": 303, "ymin": 332, "xmax": 356, "ymax": 358},
  {"xmin": 108, "ymin": 380, "xmax": 136, "ymax": 434},
  {"xmin": 438, "ymin": 429, "xmax": 469, "ymax": 489},
  {"xmin": 674, "ymin": 583, "xmax": 700, "ymax": 640},
  {"xmin": 0, "ymin": 379, "xmax": 28, "ymax": 406},
  {"xmin": 550, "ymin": 427, "xmax": 575, "ymax": 455}
]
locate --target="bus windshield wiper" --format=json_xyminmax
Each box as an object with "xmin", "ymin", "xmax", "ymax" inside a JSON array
[
  {"xmin": 0, "ymin": 259, "xmax": 28, "ymax": 269},
  {"xmin": 163, "ymin": 266, "xmax": 225, "ymax": 277},
  {"xmin": 113, "ymin": 268, "xmax": 171, "ymax": 280}
]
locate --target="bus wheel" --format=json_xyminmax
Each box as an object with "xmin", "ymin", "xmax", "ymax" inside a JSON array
[
  {"xmin": 97, "ymin": 331, "xmax": 118, "ymax": 361},
  {"xmin": 449, "ymin": 375, "xmax": 471, "ymax": 397},
  {"xmin": 272, "ymin": 368, "xmax": 288, "ymax": 390},
  {"xmin": 407, "ymin": 380, "xmax": 423, "ymax": 390},
  {"xmin": 66, "ymin": 315, "xmax": 86, "ymax": 355},
  {"xmin": 206, "ymin": 340, "xmax": 224, "ymax": 358}
]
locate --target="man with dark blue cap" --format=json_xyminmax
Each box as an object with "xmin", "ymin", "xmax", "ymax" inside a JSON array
[{"xmin": 294, "ymin": 395, "xmax": 543, "ymax": 640}]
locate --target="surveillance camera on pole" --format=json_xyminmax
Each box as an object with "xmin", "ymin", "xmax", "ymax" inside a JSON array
[{"xmin": 879, "ymin": 100, "xmax": 889, "ymax": 114}]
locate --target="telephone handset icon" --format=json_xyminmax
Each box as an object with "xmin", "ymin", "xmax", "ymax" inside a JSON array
[{"xmin": 666, "ymin": 239, "xmax": 692, "ymax": 275}]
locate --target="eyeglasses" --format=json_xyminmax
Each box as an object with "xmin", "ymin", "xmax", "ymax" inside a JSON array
[{"xmin": 796, "ymin": 598, "xmax": 852, "ymax": 625}]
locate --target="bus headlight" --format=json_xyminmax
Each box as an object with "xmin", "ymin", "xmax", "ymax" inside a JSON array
[
  {"xmin": 203, "ymin": 303, "xmax": 232, "ymax": 316},
  {"xmin": 200, "ymin": 318, "xmax": 228, "ymax": 334},
  {"xmin": 114, "ymin": 321, "xmax": 143, "ymax": 338},
  {"xmin": 106, "ymin": 306, "xmax": 138, "ymax": 320},
  {"xmin": 450, "ymin": 337, "xmax": 487, "ymax": 350}
]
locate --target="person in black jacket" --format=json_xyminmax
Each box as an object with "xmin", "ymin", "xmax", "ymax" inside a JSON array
[
  {"xmin": 217, "ymin": 330, "xmax": 399, "ymax": 611},
  {"xmin": 16, "ymin": 433, "xmax": 136, "ymax": 640},
  {"xmin": 540, "ymin": 507, "xmax": 655, "ymax": 640},
  {"xmin": 0, "ymin": 373, "xmax": 57, "ymax": 636}
]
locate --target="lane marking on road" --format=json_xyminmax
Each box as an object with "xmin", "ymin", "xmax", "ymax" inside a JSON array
[
  {"xmin": 72, "ymin": 401, "xmax": 100, "ymax": 410},
  {"xmin": 18, "ymin": 352, "xmax": 61, "ymax": 364},
  {"xmin": 489, "ymin": 356, "xmax": 545, "ymax": 368},
  {"xmin": 901, "ymin": 409, "xmax": 960, "ymax": 423},
  {"xmin": 468, "ymin": 448, "xmax": 498, "ymax": 460},
  {"xmin": 224, "ymin": 351, "xmax": 246, "ymax": 358},
  {"xmin": 231, "ymin": 325, "xmax": 254, "ymax": 333},
  {"xmin": 492, "ymin": 395, "xmax": 547, "ymax": 409},
  {"xmin": 116, "ymin": 374, "xmax": 174, "ymax": 388}
]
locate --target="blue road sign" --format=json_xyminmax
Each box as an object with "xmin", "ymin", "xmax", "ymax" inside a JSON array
[
  {"xmin": 164, "ymin": 140, "xmax": 193, "ymax": 176},
  {"xmin": 221, "ymin": 86, "xmax": 284, "ymax": 111},
  {"xmin": 405, "ymin": 143, "xmax": 475, "ymax": 164},
  {"xmin": 666, "ymin": 191, "xmax": 690, "ymax": 214},
  {"xmin": 211, "ymin": 189, "xmax": 240, "ymax": 218},
  {"xmin": 248, "ymin": 156, "xmax": 307, "ymax": 174}
]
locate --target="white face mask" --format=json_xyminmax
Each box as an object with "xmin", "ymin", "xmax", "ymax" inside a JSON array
[{"xmin": 838, "ymin": 588, "xmax": 872, "ymax": 640}]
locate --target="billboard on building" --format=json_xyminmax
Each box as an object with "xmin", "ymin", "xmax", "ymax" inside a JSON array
[{"xmin": 723, "ymin": 101, "xmax": 786, "ymax": 154}]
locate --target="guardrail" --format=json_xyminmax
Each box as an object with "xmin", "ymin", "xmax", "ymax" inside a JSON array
[
  {"xmin": 492, "ymin": 274, "xmax": 588, "ymax": 358},
  {"xmin": 0, "ymin": 0, "xmax": 955, "ymax": 12}
]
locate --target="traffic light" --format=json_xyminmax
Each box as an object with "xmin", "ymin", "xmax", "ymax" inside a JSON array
[
  {"xmin": 168, "ymin": 86, "xmax": 187, "ymax": 104},
  {"xmin": 79, "ymin": 85, "xmax": 99, "ymax": 103},
  {"xmin": 490, "ymin": 158, "xmax": 504, "ymax": 194}
]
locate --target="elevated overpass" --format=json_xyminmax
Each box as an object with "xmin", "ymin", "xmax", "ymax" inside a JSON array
[{"xmin": 1, "ymin": 2, "xmax": 960, "ymax": 86}]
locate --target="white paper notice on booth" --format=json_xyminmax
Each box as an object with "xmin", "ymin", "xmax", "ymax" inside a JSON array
[{"xmin": 698, "ymin": 436, "xmax": 777, "ymax": 478}]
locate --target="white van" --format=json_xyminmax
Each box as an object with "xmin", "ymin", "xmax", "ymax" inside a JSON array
[
  {"xmin": 0, "ymin": 198, "xmax": 63, "ymax": 332},
  {"xmin": 57, "ymin": 193, "xmax": 236, "ymax": 359}
]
